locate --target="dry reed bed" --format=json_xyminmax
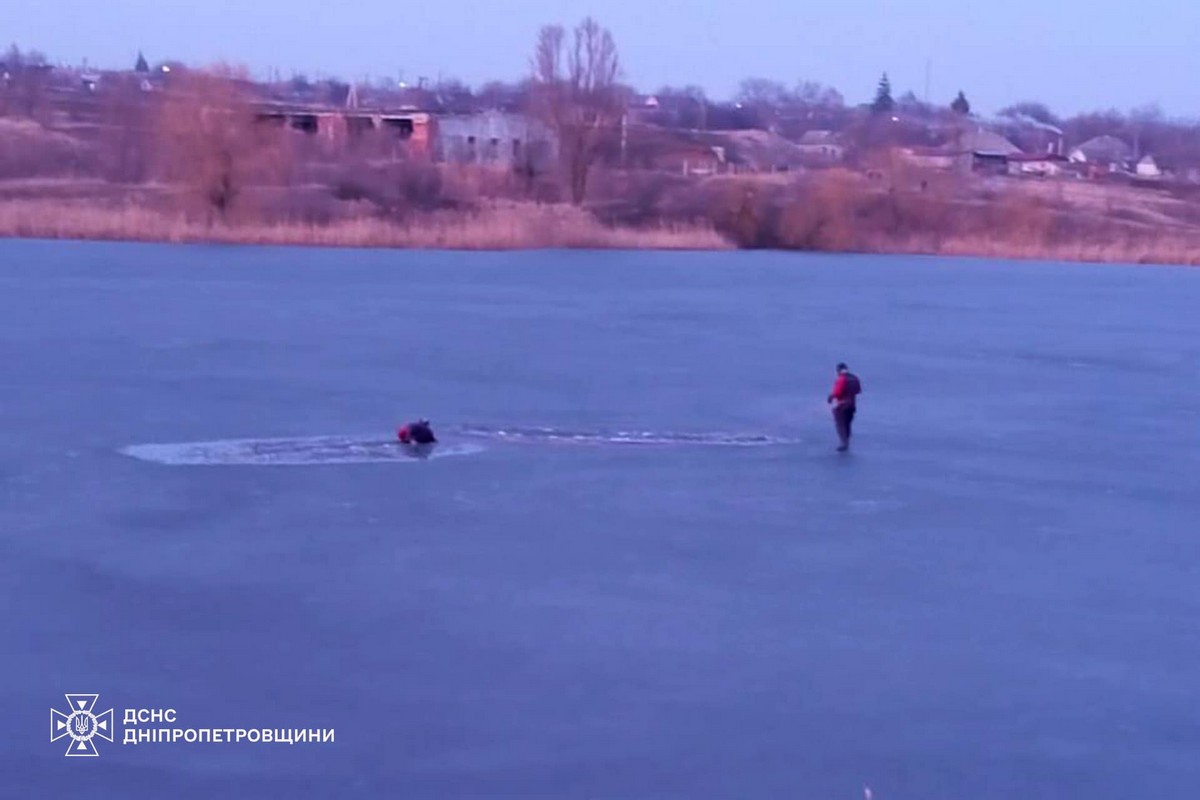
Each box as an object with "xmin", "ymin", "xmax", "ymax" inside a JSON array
[
  {"xmin": 0, "ymin": 200, "xmax": 732, "ymax": 251},
  {"xmin": 2, "ymin": 198, "xmax": 1198, "ymax": 264},
  {"xmin": 873, "ymin": 233, "xmax": 1200, "ymax": 266}
]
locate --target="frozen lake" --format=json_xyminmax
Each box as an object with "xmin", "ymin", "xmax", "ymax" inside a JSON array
[{"xmin": 2, "ymin": 240, "xmax": 1198, "ymax": 798}]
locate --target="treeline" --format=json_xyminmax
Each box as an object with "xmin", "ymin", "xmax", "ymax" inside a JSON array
[
  {"xmin": 7, "ymin": 23, "xmax": 1200, "ymax": 189},
  {"xmin": 5, "ymin": 28, "xmax": 1200, "ymax": 266}
]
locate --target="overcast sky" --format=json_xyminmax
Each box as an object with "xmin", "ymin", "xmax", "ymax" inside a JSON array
[{"xmin": 4, "ymin": 0, "xmax": 1199, "ymax": 116}]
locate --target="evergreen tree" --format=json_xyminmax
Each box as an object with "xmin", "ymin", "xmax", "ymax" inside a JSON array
[
  {"xmin": 871, "ymin": 72, "xmax": 895, "ymax": 114},
  {"xmin": 951, "ymin": 90, "xmax": 971, "ymax": 115},
  {"xmin": 135, "ymin": 51, "xmax": 150, "ymax": 73}
]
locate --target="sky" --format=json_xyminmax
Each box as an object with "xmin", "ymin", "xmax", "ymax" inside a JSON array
[{"xmin": 4, "ymin": 0, "xmax": 1200, "ymax": 117}]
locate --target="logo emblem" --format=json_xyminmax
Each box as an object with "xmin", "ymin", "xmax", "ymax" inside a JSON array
[{"xmin": 50, "ymin": 694, "xmax": 114, "ymax": 757}]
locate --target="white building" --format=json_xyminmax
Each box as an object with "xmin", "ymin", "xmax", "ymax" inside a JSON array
[
  {"xmin": 1135, "ymin": 155, "xmax": 1162, "ymax": 178},
  {"xmin": 435, "ymin": 110, "xmax": 557, "ymax": 171}
]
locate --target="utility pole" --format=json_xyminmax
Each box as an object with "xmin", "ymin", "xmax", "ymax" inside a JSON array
[
  {"xmin": 924, "ymin": 59, "xmax": 931, "ymax": 104},
  {"xmin": 620, "ymin": 111, "xmax": 628, "ymax": 168}
]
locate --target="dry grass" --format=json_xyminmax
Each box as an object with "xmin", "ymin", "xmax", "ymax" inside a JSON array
[
  {"xmin": 1, "ymin": 185, "xmax": 1196, "ymax": 264},
  {"xmin": 885, "ymin": 233, "xmax": 1200, "ymax": 266},
  {"xmin": 0, "ymin": 200, "xmax": 732, "ymax": 251}
]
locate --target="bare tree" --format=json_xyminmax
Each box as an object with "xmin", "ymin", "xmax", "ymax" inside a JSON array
[
  {"xmin": 736, "ymin": 78, "xmax": 792, "ymax": 110},
  {"xmin": 479, "ymin": 80, "xmax": 531, "ymax": 112},
  {"xmin": 434, "ymin": 77, "xmax": 476, "ymax": 113},
  {"xmin": 652, "ymin": 85, "xmax": 709, "ymax": 130},
  {"xmin": 794, "ymin": 81, "xmax": 844, "ymax": 109},
  {"xmin": 1, "ymin": 45, "xmax": 51, "ymax": 119},
  {"xmin": 154, "ymin": 66, "xmax": 290, "ymax": 222},
  {"xmin": 531, "ymin": 17, "xmax": 624, "ymax": 205},
  {"xmin": 1061, "ymin": 109, "xmax": 1128, "ymax": 147},
  {"xmin": 99, "ymin": 73, "xmax": 154, "ymax": 183}
]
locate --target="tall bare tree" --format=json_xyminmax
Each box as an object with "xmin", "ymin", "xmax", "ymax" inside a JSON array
[
  {"xmin": 531, "ymin": 18, "xmax": 624, "ymax": 205},
  {"xmin": 154, "ymin": 66, "xmax": 289, "ymax": 222}
]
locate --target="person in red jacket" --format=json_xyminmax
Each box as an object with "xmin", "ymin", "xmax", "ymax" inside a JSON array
[
  {"xmin": 827, "ymin": 363, "xmax": 863, "ymax": 452},
  {"xmin": 397, "ymin": 419, "xmax": 437, "ymax": 445}
]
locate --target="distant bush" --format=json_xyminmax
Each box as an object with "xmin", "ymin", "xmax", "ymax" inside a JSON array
[
  {"xmin": 329, "ymin": 161, "xmax": 447, "ymax": 215},
  {"xmin": 0, "ymin": 118, "xmax": 98, "ymax": 178}
]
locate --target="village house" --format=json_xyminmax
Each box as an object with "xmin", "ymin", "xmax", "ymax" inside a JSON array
[
  {"xmin": 623, "ymin": 125, "xmax": 726, "ymax": 175},
  {"xmin": 953, "ymin": 128, "xmax": 1022, "ymax": 173},
  {"xmin": 1134, "ymin": 154, "xmax": 1161, "ymax": 178},
  {"xmin": 698, "ymin": 128, "xmax": 808, "ymax": 172},
  {"xmin": 682, "ymin": 146, "xmax": 725, "ymax": 176},
  {"xmin": 995, "ymin": 114, "xmax": 1065, "ymax": 157},
  {"xmin": 1007, "ymin": 152, "xmax": 1071, "ymax": 178},
  {"xmin": 899, "ymin": 128, "xmax": 1022, "ymax": 174},
  {"xmin": 1068, "ymin": 135, "xmax": 1132, "ymax": 173},
  {"xmin": 795, "ymin": 130, "xmax": 844, "ymax": 164},
  {"xmin": 956, "ymin": 128, "xmax": 1023, "ymax": 157},
  {"xmin": 964, "ymin": 130, "xmax": 1021, "ymax": 174},
  {"xmin": 898, "ymin": 146, "xmax": 958, "ymax": 171},
  {"xmin": 650, "ymin": 140, "xmax": 725, "ymax": 176}
]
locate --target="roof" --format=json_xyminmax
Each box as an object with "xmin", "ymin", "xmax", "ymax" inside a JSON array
[
  {"xmin": 902, "ymin": 146, "xmax": 957, "ymax": 158},
  {"xmin": 437, "ymin": 110, "xmax": 553, "ymax": 140},
  {"xmin": 958, "ymin": 128, "xmax": 1022, "ymax": 155},
  {"xmin": 624, "ymin": 125, "xmax": 726, "ymax": 165},
  {"xmin": 1008, "ymin": 152, "xmax": 1069, "ymax": 163},
  {"xmin": 1072, "ymin": 135, "xmax": 1131, "ymax": 162},
  {"xmin": 798, "ymin": 129, "xmax": 839, "ymax": 145},
  {"xmin": 703, "ymin": 128, "xmax": 807, "ymax": 168}
]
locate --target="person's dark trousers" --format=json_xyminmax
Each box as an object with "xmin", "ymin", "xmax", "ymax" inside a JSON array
[{"xmin": 833, "ymin": 404, "xmax": 856, "ymax": 449}]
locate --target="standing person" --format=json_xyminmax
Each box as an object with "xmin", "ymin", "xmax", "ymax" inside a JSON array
[{"xmin": 827, "ymin": 363, "xmax": 862, "ymax": 452}]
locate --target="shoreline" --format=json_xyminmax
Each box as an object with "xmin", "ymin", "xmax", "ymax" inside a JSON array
[{"xmin": 1, "ymin": 198, "xmax": 1198, "ymax": 266}]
